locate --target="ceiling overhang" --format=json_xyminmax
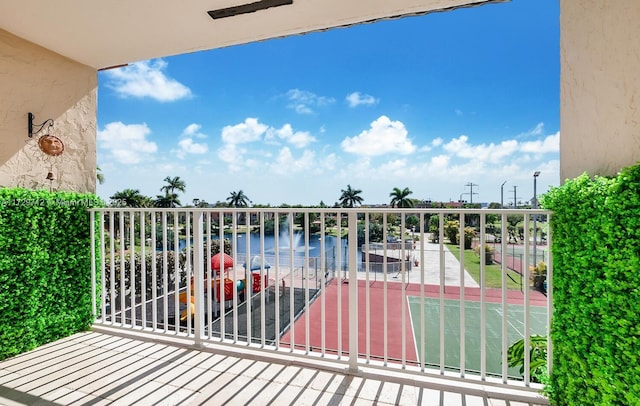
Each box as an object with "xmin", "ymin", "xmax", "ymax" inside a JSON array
[{"xmin": 0, "ymin": 0, "xmax": 507, "ymax": 70}]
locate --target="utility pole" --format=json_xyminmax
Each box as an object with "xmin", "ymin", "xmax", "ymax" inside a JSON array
[
  {"xmin": 513, "ymin": 185, "xmax": 518, "ymax": 208},
  {"xmin": 464, "ymin": 182, "xmax": 479, "ymax": 204}
]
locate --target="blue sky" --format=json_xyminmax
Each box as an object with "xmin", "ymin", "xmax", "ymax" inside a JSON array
[{"xmin": 97, "ymin": 0, "xmax": 559, "ymax": 207}]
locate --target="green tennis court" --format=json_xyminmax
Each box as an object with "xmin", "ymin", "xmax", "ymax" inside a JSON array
[{"xmin": 408, "ymin": 296, "xmax": 548, "ymax": 379}]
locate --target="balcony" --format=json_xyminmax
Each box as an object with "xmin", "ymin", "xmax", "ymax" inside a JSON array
[
  {"xmin": 1, "ymin": 207, "xmax": 551, "ymax": 405},
  {"xmin": 0, "ymin": 329, "xmax": 548, "ymax": 405}
]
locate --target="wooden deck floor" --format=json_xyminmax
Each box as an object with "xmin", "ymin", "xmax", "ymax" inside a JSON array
[{"xmin": 0, "ymin": 329, "xmax": 549, "ymax": 405}]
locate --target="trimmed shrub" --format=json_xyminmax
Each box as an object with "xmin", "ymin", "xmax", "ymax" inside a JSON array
[
  {"xmin": 0, "ymin": 188, "xmax": 102, "ymax": 360},
  {"xmin": 101, "ymin": 239, "xmax": 231, "ymax": 304},
  {"xmin": 541, "ymin": 164, "xmax": 640, "ymax": 405},
  {"xmin": 444, "ymin": 220, "xmax": 476, "ymax": 249}
]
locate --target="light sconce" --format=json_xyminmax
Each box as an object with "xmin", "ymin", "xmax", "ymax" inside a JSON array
[
  {"xmin": 208, "ymin": 0, "xmax": 293, "ymax": 19},
  {"xmin": 28, "ymin": 112, "xmax": 65, "ymax": 157}
]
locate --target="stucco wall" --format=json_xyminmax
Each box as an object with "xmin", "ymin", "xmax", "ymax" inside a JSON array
[
  {"xmin": 0, "ymin": 29, "xmax": 97, "ymax": 193},
  {"xmin": 560, "ymin": 0, "xmax": 640, "ymax": 180}
]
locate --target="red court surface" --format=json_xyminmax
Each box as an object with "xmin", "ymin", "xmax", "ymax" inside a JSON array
[{"xmin": 281, "ymin": 279, "xmax": 547, "ymax": 364}]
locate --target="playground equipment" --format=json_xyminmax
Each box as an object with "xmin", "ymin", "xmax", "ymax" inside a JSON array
[
  {"xmin": 178, "ymin": 277, "xmax": 241, "ymax": 322},
  {"xmin": 243, "ymin": 255, "xmax": 270, "ymax": 294},
  {"xmin": 178, "ymin": 253, "xmax": 269, "ymax": 322},
  {"xmin": 211, "ymin": 252, "xmax": 234, "ymax": 271}
]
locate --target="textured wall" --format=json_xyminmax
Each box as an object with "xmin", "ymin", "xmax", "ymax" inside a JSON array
[
  {"xmin": 560, "ymin": 1, "xmax": 640, "ymax": 180},
  {"xmin": 0, "ymin": 29, "xmax": 97, "ymax": 193}
]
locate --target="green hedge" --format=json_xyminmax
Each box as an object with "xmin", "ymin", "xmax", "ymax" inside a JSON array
[
  {"xmin": 541, "ymin": 164, "xmax": 640, "ymax": 405},
  {"xmin": 0, "ymin": 188, "xmax": 102, "ymax": 360}
]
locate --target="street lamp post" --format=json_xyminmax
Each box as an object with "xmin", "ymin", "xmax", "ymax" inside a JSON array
[
  {"xmin": 411, "ymin": 226, "xmax": 415, "ymax": 269},
  {"xmin": 501, "ymin": 181, "xmax": 507, "ymax": 208},
  {"xmin": 533, "ymin": 171, "xmax": 540, "ymax": 269}
]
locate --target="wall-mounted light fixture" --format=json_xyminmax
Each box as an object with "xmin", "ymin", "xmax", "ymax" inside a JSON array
[
  {"xmin": 28, "ymin": 112, "xmax": 65, "ymax": 156},
  {"xmin": 208, "ymin": 0, "xmax": 293, "ymax": 19}
]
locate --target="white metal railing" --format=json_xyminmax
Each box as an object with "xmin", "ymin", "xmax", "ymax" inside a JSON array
[{"xmin": 89, "ymin": 207, "xmax": 552, "ymax": 389}]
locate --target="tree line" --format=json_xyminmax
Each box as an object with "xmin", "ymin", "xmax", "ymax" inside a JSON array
[{"xmin": 108, "ymin": 177, "xmax": 419, "ymax": 209}]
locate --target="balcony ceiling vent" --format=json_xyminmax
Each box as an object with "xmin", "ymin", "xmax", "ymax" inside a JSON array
[{"xmin": 208, "ymin": 0, "xmax": 293, "ymax": 20}]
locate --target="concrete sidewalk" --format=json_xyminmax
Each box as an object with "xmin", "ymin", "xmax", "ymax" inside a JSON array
[{"xmin": 355, "ymin": 241, "xmax": 479, "ymax": 287}]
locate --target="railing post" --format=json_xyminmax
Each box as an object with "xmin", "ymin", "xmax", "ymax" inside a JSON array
[
  {"xmin": 347, "ymin": 211, "xmax": 360, "ymax": 374},
  {"xmin": 193, "ymin": 210, "xmax": 205, "ymax": 346},
  {"xmin": 547, "ymin": 213, "xmax": 553, "ymax": 375},
  {"xmin": 90, "ymin": 210, "xmax": 96, "ymax": 320}
]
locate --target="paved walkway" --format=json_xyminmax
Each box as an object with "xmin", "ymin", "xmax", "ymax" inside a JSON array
[{"xmin": 355, "ymin": 241, "xmax": 479, "ymax": 287}]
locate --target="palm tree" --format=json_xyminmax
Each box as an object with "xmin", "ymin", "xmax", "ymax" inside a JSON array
[
  {"xmin": 226, "ymin": 190, "xmax": 251, "ymax": 208},
  {"xmin": 154, "ymin": 192, "xmax": 181, "ymax": 208},
  {"xmin": 389, "ymin": 187, "xmax": 414, "ymax": 208},
  {"xmin": 339, "ymin": 184, "xmax": 363, "ymax": 208},
  {"xmin": 154, "ymin": 176, "xmax": 185, "ymax": 208},
  {"xmin": 160, "ymin": 176, "xmax": 186, "ymax": 195},
  {"xmin": 97, "ymin": 166, "xmax": 105, "ymax": 185},
  {"xmin": 110, "ymin": 189, "xmax": 149, "ymax": 207},
  {"xmin": 107, "ymin": 189, "xmax": 151, "ymax": 244}
]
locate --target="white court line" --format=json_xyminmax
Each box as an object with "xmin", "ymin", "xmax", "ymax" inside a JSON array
[{"xmin": 494, "ymin": 308, "xmax": 525, "ymax": 338}]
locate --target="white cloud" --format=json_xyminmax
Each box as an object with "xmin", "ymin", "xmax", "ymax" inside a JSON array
[
  {"xmin": 417, "ymin": 136, "xmax": 444, "ymax": 152},
  {"xmin": 318, "ymin": 153, "xmax": 337, "ymax": 172},
  {"xmin": 341, "ymin": 115, "xmax": 416, "ymax": 156},
  {"xmin": 520, "ymin": 131, "xmax": 560, "ymax": 153},
  {"xmin": 378, "ymin": 159, "xmax": 409, "ymax": 175},
  {"xmin": 270, "ymin": 147, "xmax": 316, "ymax": 175},
  {"xmin": 183, "ymin": 123, "xmax": 205, "ymax": 138},
  {"xmin": 98, "ymin": 122, "xmax": 157, "ymax": 164},
  {"xmin": 221, "ymin": 118, "xmax": 268, "ymax": 144},
  {"xmin": 104, "ymin": 59, "xmax": 191, "ymax": 102},
  {"xmin": 266, "ymin": 124, "xmax": 316, "ymax": 148},
  {"xmin": 346, "ymin": 92, "xmax": 378, "ymax": 107},
  {"xmin": 217, "ymin": 119, "xmax": 318, "ymax": 172},
  {"xmin": 437, "ymin": 128, "xmax": 558, "ymax": 172},
  {"xmin": 293, "ymin": 104, "xmax": 312, "ymax": 115},
  {"xmin": 177, "ymin": 138, "xmax": 208, "ymax": 154},
  {"xmin": 217, "ymin": 143, "xmax": 247, "ymax": 172},
  {"xmin": 443, "ymin": 135, "xmax": 519, "ymax": 163},
  {"xmin": 173, "ymin": 123, "xmax": 209, "ymax": 159},
  {"xmin": 455, "ymin": 109, "xmax": 463, "ymax": 116},
  {"xmin": 245, "ymin": 158, "xmax": 261, "ymax": 169},
  {"xmin": 518, "ymin": 122, "xmax": 545, "ymax": 138},
  {"xmin": 286, "ymin": 89, "xmax": 335, "ymax": 114},
  {"xmin": 340, "ymin": 157, "xmax": 373, "ymax": 178},
  {"xmin": 430, "ymin": 155, "xmax": 451, "ymax": 171}
]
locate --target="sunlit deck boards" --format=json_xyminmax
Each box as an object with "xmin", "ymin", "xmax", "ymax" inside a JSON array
[{"xmin": 0, "ymin": 330, "xmax": 548, "ymax": 405}]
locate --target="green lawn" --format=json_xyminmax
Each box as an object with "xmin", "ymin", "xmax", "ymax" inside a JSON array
[{"xmin": 446, "ymin": 244, "xmax": 522, "ymax": 290}]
